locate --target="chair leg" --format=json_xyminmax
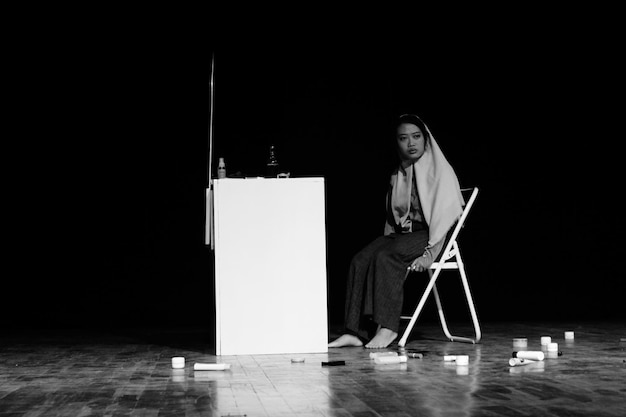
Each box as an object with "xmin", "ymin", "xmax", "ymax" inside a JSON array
[
  {"xmin": 399, "ymin": 241, "xmax": 481, "ymax": 346},
  {"xmin": 457, "ymin": 252, "xmax": 481, "ymax": 343},
  {"xmin": 432, "ymin": 282, "xmax": 454, "ymax": 341},
  {"xmin": 433, "ymin": 272, "xmax": 481, "ymax": 343},
  {"xmin": 397, "ymin": 267, "xmax": 442, "ymax": 347},
  {"xmin": 435, "ymin": 242, "xmax": 481, "ymax": 343}
]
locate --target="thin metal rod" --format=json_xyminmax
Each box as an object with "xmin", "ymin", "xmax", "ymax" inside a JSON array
[
  {"xmin": 207, "ymin": 53, "xmax": 215, "ymax": 186},
  {"xmin": 205, "ymin": 53, "xmax": 216, "ymax": 249}
]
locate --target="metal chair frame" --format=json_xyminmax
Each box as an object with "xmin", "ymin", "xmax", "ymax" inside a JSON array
[{"xmin": 398, "ymin": 187, "xmax": 481, "ymax": 346}]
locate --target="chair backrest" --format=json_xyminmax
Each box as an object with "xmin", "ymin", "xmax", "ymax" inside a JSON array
[{"xmin": 437, "ymin": 187, "xmax": 479, "ymax": 262}]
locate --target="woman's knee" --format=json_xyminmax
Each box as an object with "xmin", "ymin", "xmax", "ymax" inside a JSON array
[
  {"xmin": 350, "ymin": 237, "xmax": 392, "ymax": 267},
  {"xmin": 374, "ymin": 247, "xmax": 397, "ymax": 264},
  {"xmin": 351, "ymin": 250, "xmax": 370, "ymax": 268}
]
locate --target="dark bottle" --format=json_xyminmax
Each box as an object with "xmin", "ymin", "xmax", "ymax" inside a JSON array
[{"xmin": 266, "ymin": 145, "xmax": 280, "ymax": 178}]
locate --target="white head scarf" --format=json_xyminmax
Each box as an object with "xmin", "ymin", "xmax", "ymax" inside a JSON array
[{"xmin": 389, "ymin": 115, "xmax": 464, "ymax": 248}]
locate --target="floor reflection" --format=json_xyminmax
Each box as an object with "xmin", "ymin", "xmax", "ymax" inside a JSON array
[
  {"xmin": 325, "ymin": 342, "xmax": 482, "ymax": 417},
  {"xmin": 188, "ymin": 353, "xmax": 333, "ymax": 415},
  {"xmin": 1, "ymin": 321, "xmax": 625, "ymax": 416}
]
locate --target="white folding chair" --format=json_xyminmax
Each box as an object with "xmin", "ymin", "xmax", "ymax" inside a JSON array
[{"xmin": 398, "ymin": 187, "xmax": 481, "ymax": 346}]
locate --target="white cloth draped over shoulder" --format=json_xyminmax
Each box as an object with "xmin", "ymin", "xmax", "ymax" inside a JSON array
[{"xmin": 385, "ymin": 122, "xmax": 465, "ymax": 252}]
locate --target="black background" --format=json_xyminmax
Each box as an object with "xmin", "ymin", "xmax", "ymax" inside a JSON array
[{"xmin": 4, "ymin": 24, "xmax": 625, "ymax": 333}]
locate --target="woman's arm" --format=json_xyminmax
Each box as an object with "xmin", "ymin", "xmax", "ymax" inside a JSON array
[{"xmin": 408, "ymin": 237, "xmax": 446, "ymax": 272}]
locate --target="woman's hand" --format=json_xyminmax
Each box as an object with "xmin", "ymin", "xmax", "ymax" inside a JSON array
[{"xmin": 408, "ymin": 256, "xmax": 430, "ymax": 272}]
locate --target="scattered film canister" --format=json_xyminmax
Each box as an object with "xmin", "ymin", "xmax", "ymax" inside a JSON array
[
  {"xmin": 171, "ymin": 357, "xmax": 185, "ymax": 369},
  {"xmin": 455, "ymin": 355, "xmax": 469, "ymax": 366},
  {"xmin": 513, "ymin": 338, "xmax": 528, "ymax": 348},
  {"xmin": 564, "ymin": 331, "xmax": 575, "ymax": 340},
  {"xmin": 369, "ymin": 351, "xmax": 398, "ymax": 359},
  {"xmin": 444, "ymin": 355, "xmax": 457, "ymax": 362},
  {"xmin": 193, "ymin": 363, "xmax": 231, "ymax": 371},
  {"xmin": 513, "ymin": 350, "xmax": 545, "ymax": 361},
  {"xmin": 540, "ymin": 336, "xmax": 552, "ymax": 345},
  {"xmin": 509, "ymin": 357, "xmax": 536, "ymax": 367},
  {"xmin": 406, "ymin": 352, "xmax": 423, "ymax": 359},
  {"xmin": 291, "ymin": 357, "xmax": 305, "ymax": 363},
  {"xmin": 374, "ymin": 355, "xmax": 408, "ymax": 364},
  {"xmin": 547, "ymin": 342, "xmax": 558, "ymax": 352}
]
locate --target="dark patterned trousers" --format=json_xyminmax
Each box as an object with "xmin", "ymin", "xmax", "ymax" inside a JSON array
[{"xmin": 343, "ymin": 229, "xmax": 429, "ymax": 340}]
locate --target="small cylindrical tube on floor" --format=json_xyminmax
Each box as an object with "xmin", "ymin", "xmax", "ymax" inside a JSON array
[
  {"xmin": 540, "ymin": 336, "xmax": 552, "ymax": 345},
  {"xmin": 193, "ymin": 363, "xmax": 231, "ymax": 371},
  {"xmin": 369, "ymin": 351, "xmax": 398, "ymax": 359},
  {"xmin": 509, "ymin": 357, "xmax": 536, "ymax": 367},
  {"xmin": 321, "ymin": 361, "xmax": 346, "ymax": 367},
  {"xmin": 512, "ymin": 351, "xmax": 545, "ymax": 361},
  {"xmin": 374, "ymin": 355, "xmax": 408, "ymax": 364}
]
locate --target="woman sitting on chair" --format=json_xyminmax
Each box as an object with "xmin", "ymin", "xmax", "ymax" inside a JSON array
[{"xmin": 329, "ymin": 114, "xmax": 465, "ymax": 349}]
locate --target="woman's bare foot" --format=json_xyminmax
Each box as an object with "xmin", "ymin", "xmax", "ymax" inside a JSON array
[
  {"xmin": 328, "ymin": 334, "xmax": 363, "ymax": 348},
  {"xmin": 365, "ymin": 327, "xmax": 398, "ymax": 349}
]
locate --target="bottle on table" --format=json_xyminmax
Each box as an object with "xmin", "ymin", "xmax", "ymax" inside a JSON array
[
  {"xmin": 217, "ymin": 157, "xmax": 226, "ymax": 179},
  {"xmin": 266, "ymin": 145, "xmax": 279, "ymax": 178}
]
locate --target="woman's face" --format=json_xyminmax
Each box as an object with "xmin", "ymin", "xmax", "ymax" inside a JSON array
[{"xmin": 396, "ymin": 123, "xmax": 426, "ymax": 162}]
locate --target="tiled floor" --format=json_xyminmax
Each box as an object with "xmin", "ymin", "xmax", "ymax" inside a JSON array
[{"xmin": 1, "ymin": 321, "xmax": 625, "ymax": 416}]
